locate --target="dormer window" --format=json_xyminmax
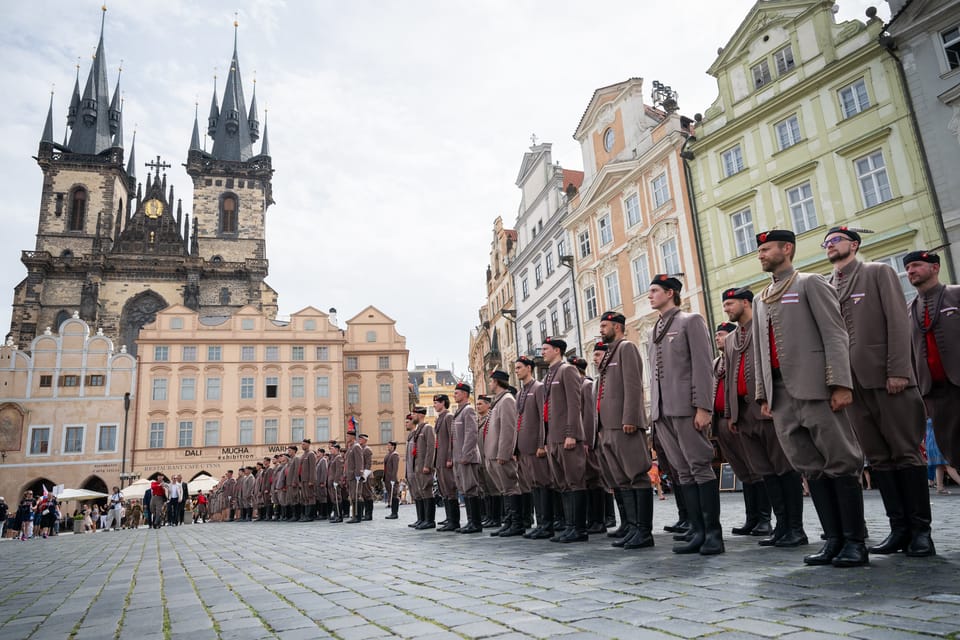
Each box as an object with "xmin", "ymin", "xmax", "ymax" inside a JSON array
[
  {"xmin": 68, "ymin": 187, "xmax": 87, "ymax": 232},
  {"xmin": 220, "ymin": 193, "xmax": 238, "ymax": 234},
  {"xmin": 603, "ymin": 127, "xmax": 616, "ymax": 152},
  {"xmin": 752, "ymin": 60, "xmax": 772, "ymax": 88}
]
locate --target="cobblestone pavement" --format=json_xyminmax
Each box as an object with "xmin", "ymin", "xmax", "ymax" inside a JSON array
[{"xmin": 1, "ymin": 491, "xmax": 958, "ymax": 640}]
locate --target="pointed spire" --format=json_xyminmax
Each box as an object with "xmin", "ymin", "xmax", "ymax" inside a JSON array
[
  {"xmin": 111, "ymin": 96, "xmax": 124, "ymax": 148},
  {"xmin": 191, "ymin": 216, "xmax": 199, "ymax": 255},
  {"xmin": 210, "ymin": 16, "xmax": 253, "ymax": 161},
  {"xmin": 108, "ymin": 62, "xmax": 122, "ymax": 137},
  {"xmin": 67, "ymin": 62, "xmax": 80, "ymax": 129},
  {"xmin": 259, "ymin": 109, "xmax": 270, "ymax": 157},
  {"xmin": 68, "ymin": 6, "xmax": 116, "ymax": 154},
  {"xmin": 190, "ymin": 102, "xmax": 202, "ymax": 152},
  {"xmin": 183, "ymin": 211, "xmax": 190, "ymax": 254},
  {"xmin": 126, "ymin": 129, "xmax": 136, "ymax": 179},
  {"xmin": 207, "ymin": 73, "xmax": 219, "ymax": 137},
  {"xmin": 41, "ymin": 89, "xmax": 55, "ymax": 144},
  {"xmin": 248, "ymin": 75, "xmax": 259, "ymax": 143}
]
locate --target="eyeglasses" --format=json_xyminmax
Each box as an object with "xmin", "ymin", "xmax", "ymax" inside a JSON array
[{"xmin": 820, "ymin": 236, "xmax": 848, "ymax": 249}]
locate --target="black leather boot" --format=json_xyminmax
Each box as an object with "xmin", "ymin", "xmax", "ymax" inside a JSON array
[
  {"xmin": 416, "ymin": 499, "xmax": 436, "ymax": 529},
  {"xmin": 604, "ymin": 491, "xmax": 617, "ymax": 528},
  {"xmin": 499, "ymin": 495, "xmax": 526, "ymax": 537},
  {"xmin": 623, "ymin": 488, "xmax": 655, "ymax": 549},
  {"xmin": 586, "ymin": 487, "xmax": 607, "ymax": 534},
  {"xmin": 480, "ymin": 496, "xmax": 494, "ymax": 528},
  {"xmin": 868, "ymin": 469, "xmax": 910, "ymax": 554},
  {"xmin": 386, "ymin": 499, "xmax": 399, "ymax": 519},
  {"xmin": 900, "ymin": 465, "xmax": 936, "ymax": 557},
  {"xmin": 831, "ymin": 475, "xmax": 869, "ymax": 567},
  {"xmin": 551, "ymin": 492, "xmax": 576, "ymax": 542},
  {"xmin": 673, "ymin": 484, "xmax": 704, "ymax": 554},
  {"xmin": 491, "ymin": 496, "xmax": 511, "ymax": 536},
  {"xmin": 775, "ymin": 472, "xmax": 808, "ymax": 547},
  {"xmin": 523, "ymin": 488, "xmax": 544, "ymax": 538},
  {"xmin": 437, "ymin": 500, "xmax": 458, "ymax": 532},
  {"xmin": 437, "ymin": 497, "xmax": 449, "ymax": 527},
  {"xmin": 521, "ymin": 492, "xmax": 533, "ymax": 529},
  {"xmin": 759, "ymin": 474, "xmax": 787, "ymax": 546},
  {"xmin": 364, "ymin": 500, "xmax": 374, "ymax": 520},
  {"xmin": 409, "ymin": 499, "xmax": 423, "ymax": 527},
  {"xmin": 611, "ymin": 489, "xmax": 638, "ymax": 548},
  {"xmin": 699, "ymin": 480, "xmax": 725, "ymax": 555},
  {"xmin": 608, "ymin": 489, "xmax": 629, "ymax": 538},
  {"xmin": 664, "ymin": 482, "xmax": 689, "ymax": 533},
  {"xmin": 751, "ymin": 480, "xmax": 773, "ymax": 537},
  {"xmin": 569, "ymin": 490, "xmax": 589, "ymax": 542},
  {"xmin": 551, "ymin": 491, "xmax": 564, "ymax": 533},
  {"xmin": 804, "ymin": 477, "xmax": 844, "ymax": 565},
  {"xmin": 228, "ymin": 508, "xmax": 235, "ymax": 522},
  {"xmin": 530, "ymin": 488, "xmax": 554, "ymax": 539},
  {"xmin": 304, "ymin": 504, "xmax": 316, "ymax": 522},
  {"xmin": 489, "ymin": 495, "xmax": 503, "ymax": 528},
  {"xmin": 347, "ymin": 502, "xmax": 362, "ymax": 523},
  {"xmin": 732, "ymin": 482, "xmax": 759, "ymax": 535}
]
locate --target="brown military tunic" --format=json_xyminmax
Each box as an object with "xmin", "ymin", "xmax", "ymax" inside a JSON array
[
  {"xmin": 452, "ymin": 403, "xmax": 481, "ymax": 497},
  {"xmin": 299, "ymin": 448, "xmax": 319, "ymax": 504},
  {"xmin": 285, "ymin": 453, "xmax": 301, "ymax": 506},
  {"xmin": 383, "ymin": 450, "xmax": 400, "ymax": 502},
  {"xmin": 413, "ymin": 422, "xmax": 437, "ymax": 498},
  {"xmin": 543, "ymin": 360, "xmax": 586, "ymax": 492},
  {"xmin": 516, "ymin": 379, "xmax": 549, "ymax": 491},
  {"xmin": 434, "ymin": 410, "xmax": 456, "ymax": 499},
  {"xmin": 484, "ymin": 390, "xmax": 520, "ymax": 496},
  {"xmin": 315, "ymin": 456, "xmax": 329, "ymax": 505},
  {"xmin": 328, "ymin": 453, "xmax": 344, "ymax": 504},
  {"xmin": 478, "ymin": 412, "xmax": 493, "ymax": 496},
  {"xmin": 405, "ymin": 429, "xmax": 419, "ymax": 499},
  {"xmin": 345, "ymin": 442, "xmax": 365, "ymax": 507},
  {"xmin": 713, "ymin": 356, "xmax": 759, "ymax": 484},
  {"xmin": 221, "ymin": 476, "xmax": 237, "ymax": 514},
  {"xmin": 596, "ymin": 337, "xmax": 652, "ymax": 490},
  {"xmin": 361, "ymin": 445, "xmax": 374, "ymax": 500},
  {"xmin": 580, "ymin": 376, "xmax": 604, "ymax": 489}
]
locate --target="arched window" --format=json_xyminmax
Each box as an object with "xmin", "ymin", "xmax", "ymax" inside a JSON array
[
  {"xmin": 54, "ymin": 309, "xmax": 71, "ymax": 332},
  {"xmin": 220, "ymin": 193, "xmax": 238, "ymax": 234},
  {"xmin": 68, "ymin": 187, "xmax": 87, "ymax": 232}
]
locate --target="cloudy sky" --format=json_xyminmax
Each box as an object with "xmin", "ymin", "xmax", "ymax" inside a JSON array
[{"xmin": 0, "ymin": 0, "xmax": 888, "ymax": 377}]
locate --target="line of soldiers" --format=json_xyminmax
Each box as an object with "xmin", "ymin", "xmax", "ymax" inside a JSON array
[
  {"xmin": 206, "ymin": 433, "xmax": 402, "ymax": 524},
  {"xmin": 401, "ymin": 226, "xmax": 955, "ymax": 569}
]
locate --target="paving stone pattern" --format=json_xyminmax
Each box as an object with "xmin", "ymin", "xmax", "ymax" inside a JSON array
[{"xmin": 1, "ymin": 491, "xmax": 958, "ymax": 639}]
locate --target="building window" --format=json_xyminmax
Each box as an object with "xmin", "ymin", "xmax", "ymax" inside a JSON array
[
  {"xmin": 316, "ymin": 376, "xmax": 330, "ymax": 399},
  {"xmin": 856, "ymin": 151, "xmax": 893, "ymax": 208},
  {"xmin": 86, "ymin": 374, "xmax": 105, "ymax": 386},
  {"xmin": 775, "ymin": 115, "xmax": 802, "ymax": 150},
  {"xmin": 539, "ymin": 317, "xmax": 547, "ymax": 342},
  {"xmin": 787, "ymin": 182, "xmax": 818, "ymax": 233},
  {"xmin": 521, "ymin": 277, "xmax": 530, "ymax": 299},
  {"xmin": 178, "ymin": 421, "xmax": 193, "ymax": 448},
  {"xmin": 584, "ymin": 285, "xmax": 598, "ymax": 320},
  {"xmin": 291, "ymin": 376, "xmax": 305, "ymax": 399},
  {"xmin": 220, "ymin": 193, "xmax": 238, "ymax": 234},
  {"xmin": 427, "ymin": 377, "xmax": 433, "ymax": 387},
  {"xmin": 378, "ymin": 355, "xmax": 390, "ymax": 370},
  {"xmin": 347, "ymin": 384, "xmax": 360, "ymax": 404},
  {"xmin": 64, "ymin": 425, "xmax": 84, "ymax": 454},
  {"xmin": 944, "ymin": 25, "xmax": 960, "ymax": 70},
  {"xmin": 264, "ymin": 418, "xmax": 278, "ymax": 444},
  {"xmin": 182, "ymin": 345, "xmax": 197, "ymax": 362},
  {"xmin": 154, "ymin": 346, "xmax": 169, "ymax": 362},
  {"xmin": 562, "ymin": 299, "xmax": 573, "ymax": 329},
  {"xmin": 291, "ymin": 345, "xmax": 305, "ymax": 361},
  {"xmin": 68, "ymin": 187, "xmax": 87, "ymax": 232},
  {"xmin": 241, "ymin": 318, "xmax": 254, "ymax": 330},
  {"xmin": 874, "ymin": 253, "xmax": 917, "ymax": 303},
  {"xmin": 839, "ymin": 78, "xmax": 870, "ymax": 118},
  {"xmin": 291, "ymin": 417, "xmax": 305, "ymax": 442},
  {"xmin": 240, "ymin": 376, "xmax": 255, "ymax": 400},
  {"xmin": 366, "ymin": 330, "xmax": 377, "ymax": 342},
  {"xmin": 204, "ymin": 420, "xmax": 220, "ymax": 446},
  {"xmin": 578, "ymin": 230, "xmax": 592, "ymax": 258},
  {"xmin": 315, "ymin": 416, "xmax": 330, "ymax": 442},
  {"xmin": 752, "ymin": 59, "xmax": 772, "ymax": 88},
  {"xmin": 207, "ymin": 345, "xmax": 222, "ymax": 361},
  {"xmin": 651, "ymin": 174, "xmax": 670, "ymax": 209},
  {"xmin": 774, "ymin": 45, "xmax": 795, "ymax": 75},
  {"xmin": 152, "ymin": 378, "xmax": 168, "ymax": 401},
  {"xmin": 180, "ymin": 377, "xmax": 196, "ymax": 401},
  {"xmin": 534, "ymin": 263, "xmax": 543, "ymax": 287},
  {"xmin": 598, "ymin": 214, "xmax": 613, "ymax": 246},
  {"xmin": 206, "ymin": 377, "xmax": 221, "ymax": 401},
  {"xmin": 524, "ymin": 327, "xmax": 534, "ymax": 353},
  {"xmin": 660, "ymin": 237, "xmax": 681, "ymax": 274},
  {"xmin": 265, "ymin": 376, "xmax": 279, "ymax": 398},
  {"xmin": 29, "ymin": 426, "xmax": 51, "ymax": 455},
  {"xmin": 624, "ymin": 193, "xmax": 641, "ymax": 227},
  {"xmin": 170, "ymin": 317, "xmax": 183, "ymax": 330},
  {"xmin": 632, "ymin": 254, "xmax": 650, "ymax": 295},
  {"xmin": 557, "ymin": 237, "xmax": 567, "ymax": 259},
  {"xmin": 241, "ymin": 346, "xmax": 255, "ymax": 361},
  {"xmin": 304, "ymin": 319, "xmax": 316, "ymax": 331},
  {"xmin": 97, "ymin": 424, "xmax": 117, "ymax": 452},
  {"xmin": 550, "ymin": 309, "xmax": 560, "ymax": 336},
  {"xmin": 731, "ymin": 209, "xmax": 757, "ymax": 257},
  {"xmin": 39, "ymin": 375, "xmax": 52, "ymax": 388},
  {"xmin": 59, "ymin": 374, "xmax": 80, "ymax": 387},
  {"xmin": 316, "ymin": 346, "xmax": 329, "ymax": 361},
  {"xmin": 721, "ymin": 145, "xmax": 745, "ymax": 177},
  {"xmin": 545, "ymin": 250, "xmax": 554, "ymax": 276},
  {"xmin": 604, "ymin": 271, "xmax": 621, "ymax": 308},
  {"xmin": 379, "ymin": 383, "xmax": 392, "ymax": 403},
  {"xmin": 265, "ymin": 346, "xmax": 279, "ymax": 361},
  {"xmin": 239, "ymin": 419, "xmax": 254, "ymax": 445},
  {"xmin": 346, "ymin": 356, "xmax": 359, "ymax": 371},
  {"xmin": 149, "ymin": 422, "xmax": 165, "ymax": 449},
  {"xmin": 380, "ymin": 421, "xmax": 393, "ymax": 444}
]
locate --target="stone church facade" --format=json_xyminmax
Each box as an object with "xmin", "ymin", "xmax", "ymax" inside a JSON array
[{"xmin": 9, "ymin": 12, "xmax": 276, "ymax": 356}]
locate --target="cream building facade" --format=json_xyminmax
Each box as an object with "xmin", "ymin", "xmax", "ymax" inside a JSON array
[
  {"xmin": 130, "ymin": 305, "xmax": 408, "ymax": 481},
  {"xmin": 689, "ymin": 0, "xmax": 946, "ymax": 319},
  {"xmin": 408, "ymin": 365, "xmax": 458, "ymax": 418},
  {"xmin": 0, "ymin": 315, "xmax": 136, "ymax": 503},
  {"xmin": 566, "ymin": 78, "xmax": 708, "ymax": 359}
]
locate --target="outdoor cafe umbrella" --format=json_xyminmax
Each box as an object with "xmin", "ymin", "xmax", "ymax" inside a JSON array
[
  {"xmin": 187, "ymin": 474, "xmax": 218, "ymax": 494},
  {"xmin": 55, "ymin": 488, "xmax": 109, "ymax": 501},
  {"xmin": 124, "ymin": 478, "xmax": 153, "ymax": 492}
]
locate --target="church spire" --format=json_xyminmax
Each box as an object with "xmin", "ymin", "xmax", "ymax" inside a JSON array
[
  {"xmin": 41, "ymin": 89, "xmax": 55, "ymax": 144},
  {"xmin": 260, "ymin": 109, "xmax": 270, "ymax": 157},
  {"xmin": 189, "ymin": 102, "xmax": 202, "ymax": 152},
  {"xmin": 209, "ymin": 17, "xmax": 253, "ymax": 162},
  {"xmin": 66, "ymin": 63, "xmax": 80, "ymax": 130},
  {"xmin": 67, "ymin": 6, "xmax": 116, "ymax": 155},
  {"xmin": 112, "ymin": 96, "xmax": 124, "ymax": 148},
  {"xmin": 108, "ymin": 62, "xmax": 122, "ymax": 138},
  {"xmin": 248, "ymin": 77, "xmax": 260, "ymax": 143},
  {"xmin": 207, "ymin": 73, "xmax": 219, "ymax": 138},
  {"xmin": 126, "ymin": 129, "xmax": 137, "ymax": 180}
]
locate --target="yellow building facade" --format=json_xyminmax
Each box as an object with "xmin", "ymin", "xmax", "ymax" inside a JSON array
[
  {"xmin": 408, "ymin": 365, "xmax": 459, "ymax": 419},
  {"xmin": 689, "ymin": 0, "xmax": 947, "ymax": 315}
]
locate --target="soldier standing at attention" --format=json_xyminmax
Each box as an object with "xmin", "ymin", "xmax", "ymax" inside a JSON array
[
  {"xmin": 722, "ymin": 287, "xmax": 805, "ymax": 548},
  {"xmin": 906, "ymin": 250, "xmax": 960, "ymax": 473},
  {"xmin": 383, "ymin": 441, "xmax": 400, "ymax": 519},
  {"xmin": 345, "ymin": 431, "xmax": 365, "ymax": 524},
  {"xmin": 327, "ymin": 445, "xmax": 344, "ymax": 523},
  {"xmin": 221, "ymin": 470, "xmax": 237, "ymax": 522},
  {"xmin": 753, "ymin": 229, "xmax": 866, "ymax": 567},
  {"xmin": 359, "ymin": 433, "xmax": 374, "ymax": 521},
  {"xmin": 648, "ymin": 275, "xmax": 722, "ymax": 556},
  {"xmin": 452, "ymin": 382, "xmax": 483, "ymax": 533},
  {"xmin": 315, "ymin": 449, "xmax": 329, "ymax": 521},
  {"xmin": 284, "ymin": 444, "xmax": 301, "ymax": 521},
  {"xmin": 825, "ymin": 227, "xmax": 934, "ymax": 557},
  {"xmin": 413, "ymin": 406, "xmax": 438, "ymax": 530},
  {"xmin": 569, "ymin": 355, "xmax": 606, "ymax": 535},
  {"xmin": 477, "ymin": 395, "xmax": 501, "ymax": 530},
  {"xmin": 486, "ymin": 371, "xmax": 524, "ymax": 537},
  {"xmin": 298, "ymin": 439, "xmax": 318, "ymax": 522},
  {"xmin": 434, "ymin": 393, "xmax": 458, "ymax": 532},
  {"xmin": 515, "ymin": 356, "xmax": 551, "ymax": 539},
  {"xmin": 404, "ymin": 415, "xmax": 421, "ymax": 527},
  {"xmin": 540, "ymin": 337, "xmax": 588, "ymax": 543},
  {"xmin": 596, "ymin": 312, "xmax": 656, "ymax": 551}
]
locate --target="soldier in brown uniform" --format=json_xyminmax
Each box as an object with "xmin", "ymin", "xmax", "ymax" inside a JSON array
[
  {"xmin": 433, "ymin": 394, "xmax": 458, "ymax": 531},
  {"xmin": 753, "ymin": 229, "xmax": 866, "ymax": 567},
  {"xmin": 344, "ymin": 431, "xmax": 365, "ymax": 524},
  {"xmin": 315, "ymin": 449, "xmax": 329, "ymax": 521},
  {"xmin": 383, "ymin": 441, "xmax": 400, "ymax": 519},
  {"xmin": 297, "ymin": 439, "xmax": 318, "ymax": 522},
  {"xmin": 540, "ymin": 337, "xmax": 588, "ymax": 543},
  {"xmin": 596, "ymin": 312, "xmax": 656, "ymax": 551},
  {"xmin": 221, "ymin": 470, "xmax": 237, "ymax": 522},
  {"xmin": 485, "ymin": 372, "xmax": 524, "ymax": 537},
  {"xmin": 569, "ymin": 355, "xmax": 606, "ymax": 535},
  {"xmin": 648, "ymin": 275, "xmax": 723, "ymax": 555},
  {"xmin": 283, "ymin": 445, "xmax": 300, "ymax": 521},
  {"xmin": 825, "ymin": 229, "xmax": 934, "ymax": 557},
  {"xmin": 477, "ymin": 395, "xmax": 502, "ymax": 529},
  {"xmin": 359, "ymin": 434, "xmax": 375, "ymax": 521},
  {"xmin": 258, "ymin": 457, "xmax": 273, "ymax": 521},
  {"xmin": 713, "ymin": 321, "xmax": 773, "ymax": 539},
  {"xmin": 906, "ymin": 250, "xmax": 960, "ymax": 470},
  {"xmin": 327, "ymin": 445, "xmax": 345, "ymax": 523},
  {"xmin": 452, "ymin": 382, "xmax": 483, "ymax": 533},
  {"xmin": 272, "ymin": 456, "xmax": 287, "ymax": 521},
  {"xmin": 722, "ymin": 287, "xmax": 806, "ymax": 548},
  {"xmin": 404, "ymin": 414, "xmax": 422, "ymax": 527},
  {"xmin": 242, "ymin": 466, "xmax": 256, "ymax": 521},
  {"xmin": 515, "ymin": 356, "xmax": 551, "ymax": 538},
  {"xmin": 412, "ymin": 405, "xmax": 438, "ymax": 530}
]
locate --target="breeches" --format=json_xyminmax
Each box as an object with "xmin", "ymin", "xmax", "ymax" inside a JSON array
[{"xmin": 654, "ymin": 414, "xmax": 716, "ymax": 485}]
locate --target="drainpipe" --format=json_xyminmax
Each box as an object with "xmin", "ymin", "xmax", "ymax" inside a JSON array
[{"xmin": 680, "ymin": 134, "xmax": 717, "ymax": 331}]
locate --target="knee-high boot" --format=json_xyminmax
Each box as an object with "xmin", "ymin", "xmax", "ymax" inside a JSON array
[
  {"xmin": 498, "ymin": 495, "xmax": 526, "ymax": 537},
  {"xmin": 868, "ymin": 469, "xmax": 910, "ymax": 554},
  {"xmin": 831, "ymin": 475, "xmax": 868, "ymax": 567},
  {"xmin": 611, "ymin": 489, "xmax": 638, "ymax": 548},
  {"xmin": 775, "ymin": 471, "xmax": 808, "ymax": 547},
  {"xmin": 804, "ymin": 477, "xmax": 844, "ymax": 565},
  {"xmin": 604, "ymin": 491, "xmax": 617, "ymax": 528},
  {"xmin": 459, "ymin": 496, "xmax": 483, "ymax": 534},
  {"xmin": 759, "ymin": 474, "xmax": 786, "ymax": 546},
  {"xmin": 672, "ymin": 485, "xmax": 704, "ymax": 554},
  {"xmin": 751, "ymin": 480, "xmax": 773, "ymax": 536},
  {"xmin": 899, "ymin": 465, "xmax": 936, "ymax": 557},
  {"xmin": 608, "ymin": 489, "xmax": 629, "ymax": 538},
  {"xmin": 437, "ymin": 500, "xmax": 458, "ymax": 532},
  {"xmin": 523, "ymin": 488, "xmax": 544, "ymax": 538},
  {"xmin": 699, "ymin": 479, "xmax": 725, "ymax": 555},
  {"xmin": 732, "ymin": 482, "xmax": 759, "ymax": 535},
  {"xmin": 409, "ymin": 499, "xmax": 424, "ymax": 527},
  {"xmin": 665, "ymin": 482, "xmax": 689, "ymax": 533},
  {"xmin": 623, "ymin": 488, "xmax": 655, "ymax": 549},
  {"xmin": 586, "ymin": 487, "xmax": 607, "ymax": 534}
]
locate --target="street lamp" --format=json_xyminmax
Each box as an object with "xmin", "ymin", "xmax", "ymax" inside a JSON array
[
  {"xmin": 558, "ymin": 255, "xmax": 583, "ymax": 355},
  {"xmin": 120, "ymin": 392, "xmax": 131, "ymax": 489}
]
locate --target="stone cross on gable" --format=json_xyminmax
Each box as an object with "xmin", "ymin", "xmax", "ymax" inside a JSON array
[{"xmin": 145, "ymin": 155, "xmax": 171, "ymax": 177}]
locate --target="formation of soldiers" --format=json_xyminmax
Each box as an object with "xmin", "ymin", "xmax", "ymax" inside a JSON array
[{"xmin": 206, "ymin": 433, "xmax": 401, "ymax": 524}]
